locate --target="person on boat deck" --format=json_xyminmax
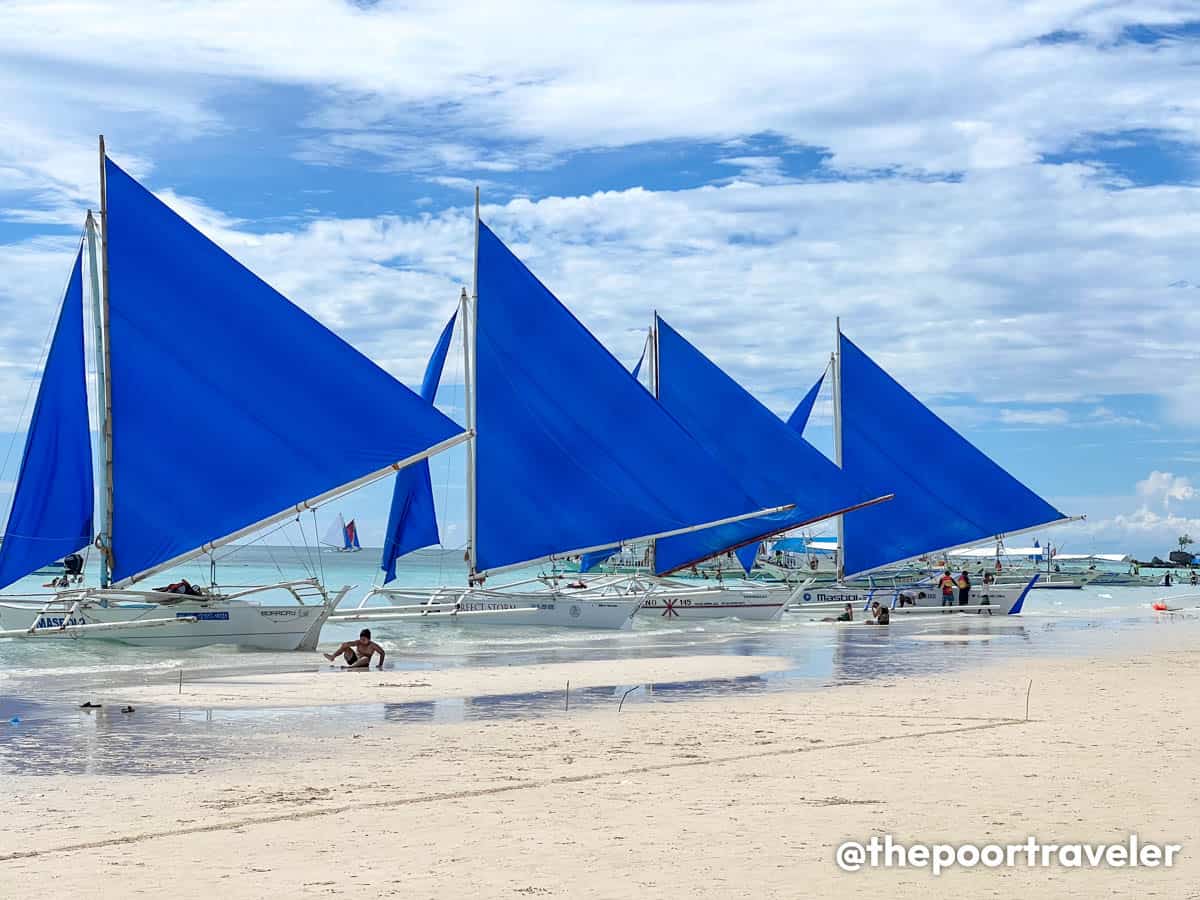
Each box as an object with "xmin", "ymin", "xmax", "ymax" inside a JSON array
[
  {"xmin": 324, "ymin": 628, "xmax": 385, "ymax": 670},
  {"xmin": 982, "ymin": 570, "xmax": 995, "ymax": 585},
  {"xmin": 938, "ymin": 570, "xmax": 956, "ymax": 609},
  {"xmin": 154, "ymin": 578, "xmax": 201, "ymax": 596},
  {"xmin": 897, "ymin": 592, "xmax": 915, "ymax": 607},
  {"xmin": 1190, "ymin": 571, "xmax": 1198, "ymax": 587},
  {"xmin": 957, "ymin": 570, "xmax": 971, "ymax": 606}
]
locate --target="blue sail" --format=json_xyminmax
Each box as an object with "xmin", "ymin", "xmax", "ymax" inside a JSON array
[
  {"xmin": 474, "ymin": 222, "xmax": 783, "ymax": 574},
  {"xmin": 652, "ymin": 317, "xmax": 886, "ymax": 575},
  {"xmin": 103, "ymin": 158, "xmax": 463, "ymax": 584},
  {"xmin": 380, "ymin": 311, "xmax": 457, "ymax": 582},
  {"xmin": 0, "ymin": 247, "xmax": 94, "ymax": 590},
  {"xmin": 631, "ymin": 343, "xmax": 646, "ymax": 382},
  {"xmin": 576, "ymin": 340, "xmax": 655, "ymax": 574},
  {"xmin": 773, "ymin": 536, "xmax": 836, "ymax": 555},
  {"xmin": 787, "ymin": 372, "xmax": 824, "ymax": 431},
  {"xmin": 836, "ymin": 333, "xmax": 1066, "ymax": 577},
  {"xmin": 735, "ymin": 542, "xmax": 759, "ymax": 571},
  {"xmin": 578, "ymin": 548, "xmax": 619, "ymax": 572}
]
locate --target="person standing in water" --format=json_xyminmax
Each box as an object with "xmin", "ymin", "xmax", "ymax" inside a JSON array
[
  {"xmin": 957, "ymin": 570, "xmax": 972, "ymax": 606},
  {"xmin": 324, "ymin": 629, "xmax": 386, "ymax": 669}
]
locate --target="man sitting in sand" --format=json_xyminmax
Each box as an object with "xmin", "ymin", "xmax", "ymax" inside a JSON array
[{"xmin": 324, "ymin": 629, "xmax": 385, "ymax": 670}]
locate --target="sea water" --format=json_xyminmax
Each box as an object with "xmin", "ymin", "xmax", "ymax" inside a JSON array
[
  {"xmin": 2, "ymin": 547, "xmax": 1198, "ymax": 775},
  {"xmin": 0, "ymin": 545, "xmax": 1195, "ymax": 692}
]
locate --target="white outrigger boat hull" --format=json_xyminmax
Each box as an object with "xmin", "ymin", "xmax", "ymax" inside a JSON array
[
  {"xmin": 342, "ymin": 585, "xmax": 642, "ymax": 629},
  {"xmin": 578, "ymin": 580, "xmax": 787, "ymax": 624},
  {"xmin": 0, "ymin": 581, "xmax": 342, "ymax": 650},
  {"xmin": 550, "ymin": 574, "xmax": 791, "ymax": 622},
  {"xmin": 635, "ymin": 585, "xmax": 787, "ymax": 621},
  {"xmin": 787, "ymin": 574, "xmax": 1039, "ymax": 618}
]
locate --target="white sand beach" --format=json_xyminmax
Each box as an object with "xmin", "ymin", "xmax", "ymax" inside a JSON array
[{"xmin": 1, "ymin": 637, "xmax": 1197, "ymax": 899}]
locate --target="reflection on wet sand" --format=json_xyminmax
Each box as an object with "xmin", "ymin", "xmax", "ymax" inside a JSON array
[{"xmin": 2, "ymin": 607, "xmax": 1196, "ymax": 777}]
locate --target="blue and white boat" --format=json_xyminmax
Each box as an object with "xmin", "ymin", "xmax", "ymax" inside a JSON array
[
  {"xmin": 0, "ymin": 139, "xmax": 467, "ymax": 649},
  {"xmin": 786, "ymin": 322, "xmax": 1080, "ymax": 617}
]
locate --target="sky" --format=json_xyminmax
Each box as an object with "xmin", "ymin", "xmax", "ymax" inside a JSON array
[{"xmin": 1, "ymin": 1, "xmax": 1199, "ymax": 561}]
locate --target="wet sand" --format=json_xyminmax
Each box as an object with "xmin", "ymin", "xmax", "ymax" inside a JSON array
[
  {"xmin": 95, "ymin": 653, "xmax": 796, "ymax": 708},
  {"xmin": 1, "ymin": 633, "xmax": 1197, "ymax": 898}
]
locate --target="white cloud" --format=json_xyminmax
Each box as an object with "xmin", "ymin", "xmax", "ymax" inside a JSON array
[
  {"xmin": 0, "ymin": 1, "xmax": 1199, "ymax": 190},
  {"xmin": 2, "ymin": 1, "xmax": 1200, "ymax": 533},
  {"xmin": 1059, "ymin": 506, "xmax": 1200, "ymax": 555},
  {"xmin": 1087, "ymin": 405, "xmax": 1148, "ymax": 427},
  {"xmin": 1136, "ymin": 470, "xmax": 1196, "ymax": 508},
  {"xmin": 4, "ymin": 162, "xmax": 1200, "ymax": 431},
  {"xmin": 999, "ymin": 408, "xmax": 1071, "ymax": 426},
  {"xmin": 717, "ymin": 156, "xmax": 789, "ymax": 185},
  {"xmin": 1049, "ymin": 469, "xmax": 1200, "ymax": 555}
]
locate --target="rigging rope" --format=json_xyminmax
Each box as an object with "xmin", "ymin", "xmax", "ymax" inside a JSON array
[{"xmin": 311, "ymin": 507, "xmax": 326, "ymax": 587}]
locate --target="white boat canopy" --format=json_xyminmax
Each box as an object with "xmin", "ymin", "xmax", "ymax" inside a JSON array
[
  {"xmin": 1054, "ymin": 553, "xmax": 1133, "ymax": 563},
  {"xmin": 952, "ymin": 545, "xmax": 1047, "ymax": 559}
]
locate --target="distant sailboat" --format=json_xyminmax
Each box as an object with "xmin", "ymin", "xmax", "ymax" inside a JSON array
[
  {"xmin": 320, "ymin": 514, "xmax": 363, "ymax": 553},
  {"xmin": 341, "ymin": 194, "xmax": 795, "ymax": 629},
  {"xmin": 786, "ymin": 321, "xmax": 1081, "ymax": 616},
  {"xmin": 321, "ymin": 513, "xmax": 348, "ymax": 551},
  {"xmin": 0, "ymin": 138, "xmax": 467, "ymax": 648}
]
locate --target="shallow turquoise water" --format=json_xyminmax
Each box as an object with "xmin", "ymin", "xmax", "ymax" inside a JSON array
[
  {"xmin": 2, "ymin": 545, "xmax": 1197, "ymax": 701},
  {"xmin": 2, "ymin": 545, "xmax": 1198, "ymax": 775}
]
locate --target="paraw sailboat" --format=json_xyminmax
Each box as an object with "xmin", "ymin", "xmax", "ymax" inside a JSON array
[
  {"xmin": 577, "ymin": 314, "xmax": 894, "ymax": 621},
  {"xmin": 321, "ymin": 514, "xmax": 363, "ymax": 552},
  {"xmin": 786, "ymin": 321, "xmax": 1081, "ymax": 617},
  {"xmin": 340, "ymin": 195, "xmax": 796, "ymax": 628},
  {"xmin": 0, "ymin": 139, "xmax": 467, "ymax": 649}
]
